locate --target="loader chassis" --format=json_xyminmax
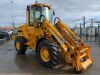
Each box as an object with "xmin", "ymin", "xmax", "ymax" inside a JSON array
[{"xmin": 14, "ymin": 2, "xmax": 93, "ymax": 72}]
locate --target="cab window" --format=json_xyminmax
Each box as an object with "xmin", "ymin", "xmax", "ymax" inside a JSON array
[
  {"xmin": 43, "ymin": 7, "xmax": 52, "ymax": 22},
  {"xmin": 30, "ymin": 7, "xmax": 34, "ymax": 26}
]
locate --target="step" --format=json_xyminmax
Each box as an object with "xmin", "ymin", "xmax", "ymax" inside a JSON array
[
  {"xmin": 80, "ymin": 48, "xmax": 88, "ymax": 53},
  {"xmin": 80, "ymin": 53, "xmax": 87, "ymax": 59},
  {"xmin": 81, "ymin": 59, "xmax": 92, "ymax": 70}
]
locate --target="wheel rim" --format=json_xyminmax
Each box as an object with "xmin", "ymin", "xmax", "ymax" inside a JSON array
[
  {"xmin": 40, "ymin": 46, "xmax": 51, "ymax": 62},
  {"xmin": 16, "ymin": 42, "xmax": 20, "ymax": 50}
]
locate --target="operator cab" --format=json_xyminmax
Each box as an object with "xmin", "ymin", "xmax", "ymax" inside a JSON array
[{"xmin": 27, "ymin": 2, "xmax": 53, "ymax": 26}]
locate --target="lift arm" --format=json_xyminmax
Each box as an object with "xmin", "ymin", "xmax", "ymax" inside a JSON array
[{"xmin": 43, "ymin": 19, "xmax": 93, "ymax": 72}]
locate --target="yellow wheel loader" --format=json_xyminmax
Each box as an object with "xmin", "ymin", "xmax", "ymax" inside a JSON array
[{"xmin": 13, "ymin": 1, "xmax": 93, "ymax": 72}]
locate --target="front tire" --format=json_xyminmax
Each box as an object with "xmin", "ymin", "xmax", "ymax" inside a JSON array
[
  {"xmin": 37, "ymin": 40, "xmax": 61, "ymax": 68},
  {"xmin": 15, "ymin": 36, "xmax": 27, "ymax": 54}
]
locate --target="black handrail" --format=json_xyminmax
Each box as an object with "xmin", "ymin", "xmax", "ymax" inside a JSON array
[{"xmin": 54, "ymin": 17, "xmax": 61, "ymax": 24}]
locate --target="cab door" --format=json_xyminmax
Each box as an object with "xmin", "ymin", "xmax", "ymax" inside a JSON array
[
  {"xmin": 27, "ymin": 6, "xmax": 42, "ymax": 49},
  {"xmin": 28, "ymin": 6, "xmax": 42, "ymax": 36},
  {"xmin": 34, "ymin": 6, "xmax": 43, "ymax": 36}
]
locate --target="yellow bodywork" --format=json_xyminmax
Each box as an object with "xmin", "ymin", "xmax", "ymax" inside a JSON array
[{"xmin": 13, "ymin": 2, "xmax": 93, "ymax": 72}]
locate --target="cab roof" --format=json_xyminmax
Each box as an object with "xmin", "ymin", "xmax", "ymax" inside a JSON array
[{"xmin": 31, "ymin": 2, "xmax": 51, "ymax": 9}]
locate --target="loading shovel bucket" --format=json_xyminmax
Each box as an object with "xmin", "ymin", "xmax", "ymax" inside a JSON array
[{"xmin": 75, "ymin": 47, "xmax": 93, "ymax": 72}]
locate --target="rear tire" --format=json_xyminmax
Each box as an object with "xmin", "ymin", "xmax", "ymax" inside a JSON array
[
  {"xmin": 37, "ymin": 40, "xmax": 61, "ymax": 68},
  {"xmin": 15, "ymin": 36, "xmax": 27, "ymax": 54}
]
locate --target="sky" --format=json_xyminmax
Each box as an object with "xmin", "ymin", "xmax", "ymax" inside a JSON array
[{"xmin": 0, "ymin": 0, "xmax": 100, "ymax": 27}]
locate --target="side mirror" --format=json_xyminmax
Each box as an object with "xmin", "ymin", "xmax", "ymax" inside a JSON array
[
  {"xmin": 53, "ymin": 11, "xmax": 55, "ymax": 16},
  {"xmin": 27, "ymin": 5, "xmax": 30, "ymax": 11}
]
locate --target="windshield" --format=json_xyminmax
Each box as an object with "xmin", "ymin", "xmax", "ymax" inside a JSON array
[{"xmin": 43, "ymin": 7, "xmax": 52, "ymax": 22}]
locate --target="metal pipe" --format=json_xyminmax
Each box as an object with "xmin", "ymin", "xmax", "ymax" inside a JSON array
[
  {"xmin": 11, "ymin": 1, "xmax": 15, "ymax": 29},
  {"xmin": 80, "ymin": 23, "xmax": 82, "ymax": 39}
]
